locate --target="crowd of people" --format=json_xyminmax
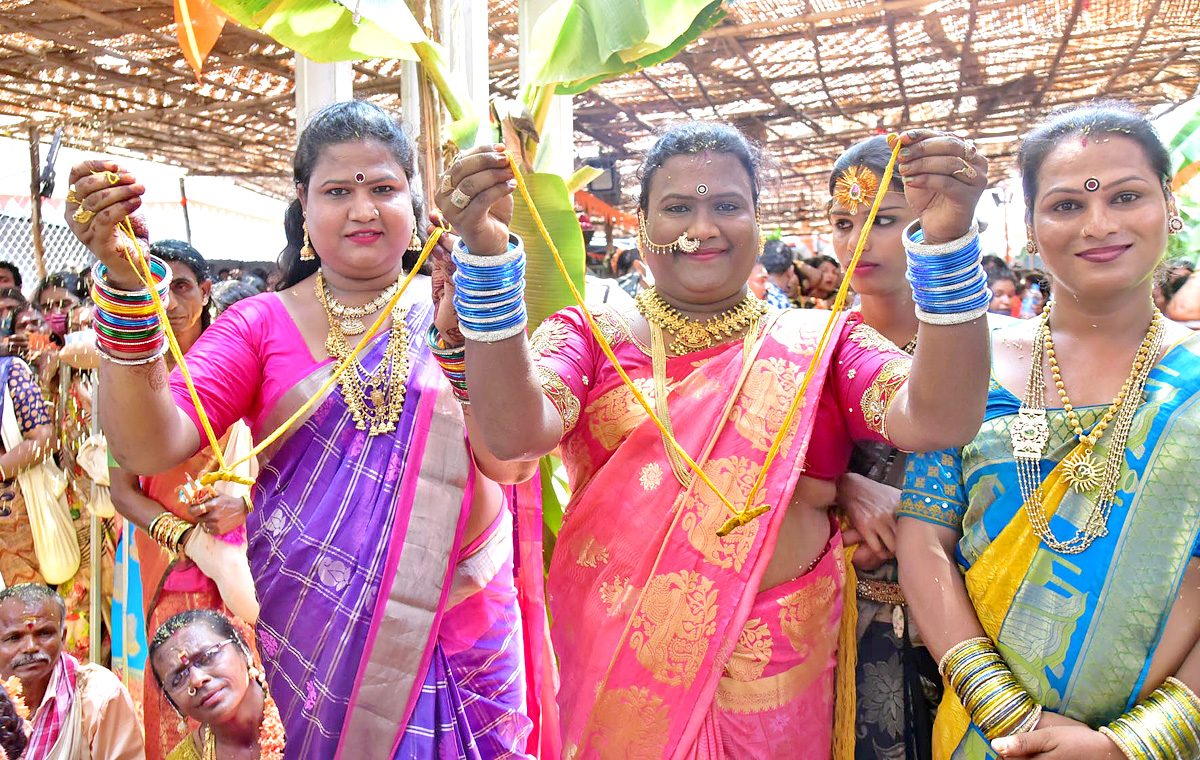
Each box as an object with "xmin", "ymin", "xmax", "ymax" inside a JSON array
[{"xmin": 0, "ymin": 97, "xmax": 1193, "ymax": 760}]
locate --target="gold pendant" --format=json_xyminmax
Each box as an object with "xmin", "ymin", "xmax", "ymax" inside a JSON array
[
  {"xmin": 341, "ymin": 318, "xmax": 366, "ymax": 336},
  {"xmin": 1061, "ymin": 447, "xmax": 1102, "ymax": 492},
  {"xmin": 1010, "ymin": 409, "xmax": 1050, "ymax": 459},
  {"xmin": 370, "ymin": 387, "xmax": 386, "ymax": 408}
]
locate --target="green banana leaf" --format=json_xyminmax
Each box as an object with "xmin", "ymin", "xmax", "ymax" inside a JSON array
[
  {"xmin": 209, "ymin": 0, "xmax": 427, "ymax": 62},
  {"xmin": 539, "ymin": 455, "xmax": 569, "ymax": 571},
  {"xmin": 510, "ymin": 172, "xmax": 588, "ymax": 330},
  {"xmin": 1164, "ymin": 97, "xmax": 1200, "ymax": 178},
  {"xmin": 527, "ymin": 0, "xmax": 726, "ymax": 94}
]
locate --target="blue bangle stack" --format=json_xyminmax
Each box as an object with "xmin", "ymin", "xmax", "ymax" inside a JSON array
[
  {"xmin": 451, "ymin": 236, "xmax": 528, "ymax": 343},
  {"xmin": 904, "ymin": 221, "xmax": 991, "ymax": 325}
]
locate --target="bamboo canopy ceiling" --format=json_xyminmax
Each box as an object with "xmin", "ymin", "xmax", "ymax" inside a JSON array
[{"xmin": 1, "ymin": 0, "xmax": 1198, "ymax": 229}]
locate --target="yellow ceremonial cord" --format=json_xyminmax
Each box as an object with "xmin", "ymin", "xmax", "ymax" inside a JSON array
[
  {"xmin": 505, "ymin": 135, "xmax": 903, "ymax": 535},
  {"xmin": 105, "ymin": 133, "xmax": 898, "ymax": 509},
  {"xmin": 110, "ymin": 210, "xmax": 445, "ymax": 486}
]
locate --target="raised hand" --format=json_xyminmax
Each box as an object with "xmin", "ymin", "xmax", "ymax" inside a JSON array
[
  {"xmin": 434, "ymin": 145, "xmax": 515, "ymax": 257},
  {"xmin": 897, "ymin": 130, "xmax": 989, "ymax": 244},
  {"xmin": 65, "ymin": 160, "xmax": 147, "ymax": 289}
]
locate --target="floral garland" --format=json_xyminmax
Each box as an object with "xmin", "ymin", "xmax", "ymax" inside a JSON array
[{"xmin": 2, "ymin": 676, "xmax": 28, "ymax": 720}]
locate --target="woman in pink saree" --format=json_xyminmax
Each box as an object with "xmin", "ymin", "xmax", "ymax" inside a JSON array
[{"xmin": 437, "ymin": 122, "xmax": 994, "ymax": 758}]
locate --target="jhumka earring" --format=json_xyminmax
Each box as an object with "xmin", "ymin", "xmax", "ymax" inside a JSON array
[
  {"xmin": 300, "ymin": 217, "xmax": 316, "ymax": 262},
  {"xmin": 1025, "ymin": 225, "xmax": 1039, "ymax": 255},
  {"xmin": 637, "ymin": 210, "xmax": 699, "ymax": 255},
  {"xmin": 408, "ymin": 226, "xmax": 422, "ymax": 253}
]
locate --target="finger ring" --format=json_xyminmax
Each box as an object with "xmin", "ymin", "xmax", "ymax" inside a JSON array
[
  {"xmin": 439, "ymin": 173, "xmax": 453, "ymax": 195},
  {"xmin": 964, "ymin": 141, "xmax": 978, "ymax": 159},
  {"xmin": 449, "ymin": 187, "xmax": 472, "ymax": 209},
  {"xmin": 952, "ymin": 160, "xmax": 977, "ymax": 181},
  {"xmin": 99, "ymin": 170, "xmax": 121, "ymax": 186},
  {"xmin": 72, "ymin": 206, "xmax": 95, "ymax": 225},
  {"xmin": 66, "ymin": 189, "xmax": 80, "ymax": 206}
]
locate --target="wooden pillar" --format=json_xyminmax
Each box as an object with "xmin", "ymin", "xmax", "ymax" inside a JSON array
[
  {"xmin": 294, "ymin": 55, "xmax": 353, "ymax": 129},
  {"xmin": 519, "ymin": 0, "xmax": 573, "ymax": 178},
  {"xmin": 28, "ymin": 127, "xmax": 46, "ymax": 282}
]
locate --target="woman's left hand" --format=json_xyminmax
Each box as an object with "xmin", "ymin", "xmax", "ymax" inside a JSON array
[
  {"xmin": 837, "ymin": 472, "xmax": 900, "ymax": 561},
  {"xmin": 991, "ymin": 726, "xmax": 1124, "ymax": 759},
  {"xmin": 188, "ymin": 494, "xmax": 247, "ymax": 536},
  {"xmin": 897, "ymin": 130, "xmax": 988, "ymax": 244}
]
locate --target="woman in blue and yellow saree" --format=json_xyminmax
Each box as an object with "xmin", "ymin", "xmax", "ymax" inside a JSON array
[{"xmin": 897, "ymin": 103, "xmax": 1200, "ymax": 760}]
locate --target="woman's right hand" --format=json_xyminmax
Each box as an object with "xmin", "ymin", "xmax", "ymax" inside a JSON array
[
  {"xmin": 65, "ymin": 160, "xmax": 147, "ymax": 289},
  {"xmin": 434, "ymin": 145, "xmax": 515, "ymax": 257}
]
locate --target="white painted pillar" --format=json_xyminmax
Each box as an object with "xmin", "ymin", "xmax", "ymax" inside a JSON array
[
  {"xmin": 294, "ymin": 55, "xmax": 354, "ymax": 129},
  {"xmin": 439, "ymin": 0, "xmax": 489, "ymax": 124},
  {"xmin": 519, "ymin": 0, "xmax": 573, "ymax": 177}
]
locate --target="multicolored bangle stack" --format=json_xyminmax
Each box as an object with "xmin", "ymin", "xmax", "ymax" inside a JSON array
[
  {"xmin": 91, "ymin": 257, "xmax": 170, "ymax": 364},
  {"xmin": 427, "ymin": 325, "xmax": 469, "ymax": 404},
  {"xmin": 904, "ymin": 221, "xmax": 991, "ymax": 326},
  {"xmin": 147, "ymin": 511, "xmax": 192, "ymax": 554},
  {"xmin": 1100, "ymin": 677, "xmax": 1200, "ymax": 760},
  {"xmin": 940, "ymin": 636, "xmax": 1042, "ymax": 740},
  {"xmin": 451, "ymin": 237, "xmax": 527, "ymax": 343}
]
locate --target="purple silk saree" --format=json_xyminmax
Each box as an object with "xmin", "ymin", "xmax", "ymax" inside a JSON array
[{"xmin": 244, "ymin": 299, "xmax": 532, "ymax": 759}]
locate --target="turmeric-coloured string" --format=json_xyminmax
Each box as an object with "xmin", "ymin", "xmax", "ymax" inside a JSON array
[
  {"xmin": 731, "ymin": 135, "xmax": 903, "ymax": 534},
  {"xmin": 506, "ymin": 137, "xmax": 903, "ymax": 534},
  {"xmin": 109, "ymin": 205, "xmax": 443, "ymax": 485}
]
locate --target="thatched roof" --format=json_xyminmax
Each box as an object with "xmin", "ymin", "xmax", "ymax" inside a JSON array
[{"xmin": 1, "ymin": 0, "xmax": 1198, "ymax": 231}]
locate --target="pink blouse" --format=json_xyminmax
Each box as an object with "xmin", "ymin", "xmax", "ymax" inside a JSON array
[
  {"xmin": 169, "ymin": 294, "xmax": 330, "ymax": 439},
  {"xmin": 531, "ymin": 306, "xmax": 911, "ymax": 484}
]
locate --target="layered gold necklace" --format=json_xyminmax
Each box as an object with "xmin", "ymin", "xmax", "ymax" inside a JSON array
[
  {"xmin": 1010, "ymin": 301, "xmax": 1163, "ymax": 553},
  {"xmin": 319, "ymin": 276, "xmax": 402, "ymax": 336},
  {"xmin": 315, "ymin": 272, "xmax": 411, "ymax": 435},
  {"xmin": 635, "ymin": 288, "xmax": 768, "ymax": 356}
]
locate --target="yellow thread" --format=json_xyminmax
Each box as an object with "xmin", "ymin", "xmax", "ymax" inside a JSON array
[
  {"xmin": 108, "ymin": 197, "xmax": 443, "ymax": 485},
  {"xmin": 735, "ymin": 136, "xmax": 903, "ymax": 526},
  {"xmin": 506, "ymin": 136, "xmax": 902, "ymax": 532},
  {"xmin": 505, "ymin": 153, "xmax": 739, "ymax": 518}
]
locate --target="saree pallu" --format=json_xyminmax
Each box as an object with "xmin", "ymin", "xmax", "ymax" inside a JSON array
[
  {"xmin": 899, "ymin": 334, "xmax": 1200, "ymax": 760},
  {"xmin": 534, "ymin": 307, "xmax": 911, "ymax": 759},
  {"xmin": 246, "ymin": 300, "xmax": 531, "ymax": 760}
]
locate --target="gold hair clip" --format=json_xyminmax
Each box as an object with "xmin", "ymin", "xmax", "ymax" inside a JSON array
[{"xmin": 834, "ymin": 166, "xmax": 879, "ymax": 215}]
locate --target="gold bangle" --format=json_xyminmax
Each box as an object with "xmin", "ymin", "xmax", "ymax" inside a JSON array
[
  {"xmin": 1100, "ymin": 725, "xmax": 1139, "ymax": 760},
  {"xmin": 241, "ymin": 492, "xmax": 254, "ymax": 514},
  {"xmin": 939, "ymin": 635, "xmax": 993, "ymax": 677}
]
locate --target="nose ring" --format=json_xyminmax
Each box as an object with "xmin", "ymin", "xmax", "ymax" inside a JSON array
[{"xmin": 188, "ymin": 687, "xmax": 197, "ymax": 696}]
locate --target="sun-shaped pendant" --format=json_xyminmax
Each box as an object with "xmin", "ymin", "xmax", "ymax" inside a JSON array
[{"xmin": 1061, "ymin": 447, "xmax": 1101, "ymax": 493}]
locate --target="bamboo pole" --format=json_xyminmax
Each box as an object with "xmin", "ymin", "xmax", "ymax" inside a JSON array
[
  {"xmin": 28, "ymin": 127, "xmax": 46, "ymax": 282},
  {"xmin": 179, "ymin": 177, "xmax": 193, "ymax": 245},
  {"xmin": 89, "ymin": 377, "xmax": 100, "ymax": 665}
]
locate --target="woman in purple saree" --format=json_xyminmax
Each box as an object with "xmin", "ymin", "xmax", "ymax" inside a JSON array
[{"xmin": 66, "ymin": 102, "xmax": 546, "ymax": 759}]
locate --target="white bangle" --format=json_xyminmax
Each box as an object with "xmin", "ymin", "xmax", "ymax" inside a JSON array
[
  {"xmin": 452, "ymin": 235, "xmax": 525, "ymax": 268},
  {"xmin": 459, "ymin": 321, "xmax": 527, "ymax": 343},
  {"xmin": 914, "ymin": 304, "xmax": 989, "ymax": 326},
  {"xmin": 903, "ymin": 220, "xmax": 980, "ymax": 257},
  {"xmin": 99, "ymin": 342, "xmax": 169, "ymax": 365}
]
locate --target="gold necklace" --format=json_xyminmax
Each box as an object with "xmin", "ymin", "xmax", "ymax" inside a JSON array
[
  {"xmin": 203, "ymin": 727, "xmax": 215, "ymax": 760},
  {"xmin": 317, "ymin": 272, "xmax": 402, "ymax": 336},
  {"xmin": 1010, "ymin": 302, "xmax": 1163, "ymax": 553},
  {"xmin": 315, "ymin": 278, "xmax": 411, "ymax": 436},
  {"xmin": 636, "ymin": 288, "xmax": 767, "ymax": 355}
]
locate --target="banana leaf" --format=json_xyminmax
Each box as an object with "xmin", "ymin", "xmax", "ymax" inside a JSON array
[
  {"xmin": 539, "ymin": 455, "xmax": 569, "ymax": 571},
  {"xmin": 526, "ymin": 0, "xmax": 726, "ymax": 94},
  {"xmin": 209, "ymin": 0, "xmax": 427, "ymax": 62},
  {"xmin": 510, "ymin": 172, "xmax": 588, "ymax": 330}
]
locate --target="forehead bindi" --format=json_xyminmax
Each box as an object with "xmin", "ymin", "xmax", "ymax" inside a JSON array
[
  {"xmin": 311, "ymin": 141, "xmax": 407, "ymax": 186},
  {"xmin": 0, "ymin": 601, "xmax": 58, "ymax": 632},
  {"xmin": 1038, "ymin": 136, "xmax": 1157, "ymax": 198},
  {"xmin": 651, "ymin": 153, "xmax": 753, "ymax": 202}
]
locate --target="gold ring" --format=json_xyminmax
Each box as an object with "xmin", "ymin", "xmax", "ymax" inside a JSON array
[
  {"xmin": 99, "ymin": 170, "xmax": 121, "ymax": 185},
  {"xmin": 72, "ymin": 206, "xmax": 95, "ymax": 225},
  {"xmin": 66, "ymin": 189, "xmax": 80, "ymax": 206},
  {"xmin": 964, "ymin": 141, "xmax": 978, "ymax": 159},
  {"xmin": 449, "ymin": 187, "xmax": 472, "ymax": 209},
  {"xmin": 953, "ymin": 160, "xmax": 977, "ymax": 181},
  {"xmin": 439, "ymin": 172, "xmax": 453, "ymax": 195}
]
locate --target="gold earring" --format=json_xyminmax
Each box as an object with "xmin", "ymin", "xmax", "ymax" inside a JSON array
[
  {"xmin": 757, "ymin": 214, "xmax": 766, "ymax": 259},
  {"xmin": 408, "ymin": 226, "xmax": 422, "ymax": 253},
  {"xmin": 300, "ymin": 218, "xmax": 315, "ymax": 262},
  {"xmin": 1026, "ymin": 226, "xmax": 1038, "ymax": 255}
]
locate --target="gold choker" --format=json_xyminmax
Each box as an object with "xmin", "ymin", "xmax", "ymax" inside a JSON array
[{"xmin": 635, "ymin": 288, "xmax": 767, "ymax": 355}]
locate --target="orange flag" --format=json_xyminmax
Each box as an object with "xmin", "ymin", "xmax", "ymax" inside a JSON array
[{"xmin": 174, "ymin": 0, "xmax": 228, "ymax": 79}]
